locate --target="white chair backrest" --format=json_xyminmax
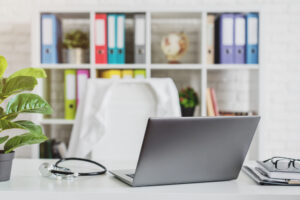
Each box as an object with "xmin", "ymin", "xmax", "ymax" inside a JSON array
[{"xmin": 91, "ymin": 83, "xmax": 157, "ymax": 165}]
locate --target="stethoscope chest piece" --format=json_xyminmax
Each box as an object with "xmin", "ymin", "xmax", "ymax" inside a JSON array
[
  {"xmin": 39, "ymin": 162, "xmax": 77, "ymax": 180},
  {"xmin": 39, "ymin": 162, "xmax": 53, "ymax": 177}
]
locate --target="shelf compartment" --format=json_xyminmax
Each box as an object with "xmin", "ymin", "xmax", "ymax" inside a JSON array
[
  {"xmin": 205, "ymin": 12, "xmax": 260, "ymax": 65},
  {"xmin": 40, "ymin": 12, "xmax": 90, "ymax": 65},
  {"xmin": 151, "ymin": 12, "xmax": 202, "ymax": 64},
  {"xmin": 206, "ymin": 69, "xmax": 259, "ymax": 114},
  {"xmin": 151, "ymin": 69, "xmax": 202, "ymax": 116},
  {"xmin": 43, "ymin": 68, "xmax": 91, "ymax": 119}
]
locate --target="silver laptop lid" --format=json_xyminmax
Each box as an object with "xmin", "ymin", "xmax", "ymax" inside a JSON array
[{"xmin": 132, "ymin": 116, "xmax": 260, "ymax": 187}]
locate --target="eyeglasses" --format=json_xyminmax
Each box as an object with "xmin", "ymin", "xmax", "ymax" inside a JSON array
[{"xmin": 263, "ymin": 157, "xmax": 300, "ymax": 170}]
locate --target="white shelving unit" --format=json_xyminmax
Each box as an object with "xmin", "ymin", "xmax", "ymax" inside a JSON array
[
  {"xmin": 32, "ymin": 8, "xmax": 263, "ymax": 160},
  {"xmin": 40, "ymin": 119, "xmax": 75, "ymax": 125}
]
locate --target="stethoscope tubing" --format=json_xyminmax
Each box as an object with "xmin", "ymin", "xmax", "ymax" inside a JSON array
[{"xmin": 53, "ymin": 157, "xmax": 107, "ymax": 176}]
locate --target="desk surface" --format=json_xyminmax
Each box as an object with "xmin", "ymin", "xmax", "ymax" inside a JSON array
[{"xmin": 1, "ymin": 159, "xmax": 300, "ymax": 200}]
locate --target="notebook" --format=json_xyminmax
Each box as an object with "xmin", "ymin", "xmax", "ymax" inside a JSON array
[
  {"xmin": 243, "ymin": 165, "xmax": 300, "ymax": 186},
  {"xmin": 257, "ymin": 161, "xmax": 300, "ymax": 180}
]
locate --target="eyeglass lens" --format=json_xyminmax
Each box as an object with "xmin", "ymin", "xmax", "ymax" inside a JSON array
[{"xmin": 270, "ymin": 158, "xmax": 300, "ymax": 169}]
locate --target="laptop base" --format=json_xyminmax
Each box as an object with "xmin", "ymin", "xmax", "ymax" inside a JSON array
[{"xmin": 110, "ymin": 169, "xmax": 135, "ymax": 186}]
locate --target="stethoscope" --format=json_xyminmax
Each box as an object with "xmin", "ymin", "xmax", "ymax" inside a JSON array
[{"xmin": 39, "ymin": 157, "xmax": 107, "ymax": 180}]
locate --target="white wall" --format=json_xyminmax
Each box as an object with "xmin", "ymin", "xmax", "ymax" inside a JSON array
[{"xmin": 0, "ymin": 0, "xmax": 300, "ymax": 159}]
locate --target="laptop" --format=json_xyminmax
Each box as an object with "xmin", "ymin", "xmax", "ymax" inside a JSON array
[{"xmin": 110, "ymin": 116, "xmax": 260, "ymax": 187}]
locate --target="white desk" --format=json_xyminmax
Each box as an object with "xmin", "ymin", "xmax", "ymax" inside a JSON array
[{"xmin": 0, "ymin": 159, "xmax": 300, "ymax": 200}]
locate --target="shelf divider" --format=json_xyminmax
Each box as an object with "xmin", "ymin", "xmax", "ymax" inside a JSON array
[
  {"xmin": 41, "ymin": 119, "xmax": 75, "ymax": 125},
  {"xmin": 90, "ymin": 11, "xmax": 97, "ymax": 78},
  {"xmin": 146, "ymin": 11, "xmax": 152, "ymax": 78},
  {"xmin": 201, "ymin": 12, "xmax": 207, "ymax": 116}
]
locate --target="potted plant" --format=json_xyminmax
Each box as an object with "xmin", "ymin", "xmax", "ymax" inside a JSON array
[
  {"xmin": 0, "ymin": 56, "xmax": 52, "ymax": 182},
  {"xmin": 179, "ymin": 87, "xmax": 199, "ymax": 117},
  {"xmin": 62, "ymin": 30, "xmax": 90, "ymax": 64}
]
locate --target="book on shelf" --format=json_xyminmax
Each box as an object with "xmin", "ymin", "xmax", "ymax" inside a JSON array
[
  {"xmin": 246, "ymin": 13, "xmax": 259, "ymax": 64},
  {"xmin": 41, "ymin": 14, "xmax": 62, "ymax": 64},
  {"xmin": 219, "ymin": 111, "xmax": 255, "ymax": 116},
  {"xmin": 99, "ymin": 69, "xmax": 147, "ymax": 79},
  {"xmin": 134, "ymin": 14, "xmax": 146, "ymax": 64},
  {"xmin": 207, "ymin": 14, "xmax": 215, "ymax": 64},
  {"xmin": 210, "ymin": 88, "xmax": 219, "ymax": 116},
  {"xmin": 122, "ymin": 69, "xmax": 133, "ymax": 79},
  {"xmin": 95, "ymin": 13, "xmax": 108, "ymax": 64},
  {"xmin": 206, "ymin": 88, "xmax": 219, "ymax": 116},
  {"xmin": 125, "ymin": 15, "xmax": 134, "ymax": 64},
  {"xmin": 216, "ymin": 13, "xmax": 234, "ymax": 64},
  {"xmin": 133, "ymin": 69, "xmax": 146, "ymax": 79},
  {"xmin": 116, "ymin": 14, "xmax": 126, "ymax": 64},
  {"xmin": 39, "ymin": 140, "xmax": 52, "ymax": 159},
  {"xmin": 206, "ymin": 88, "xmax": 215, "ymax": 116},
  {"xmin": 40, "ymin": 139, "xmax": 67, "ymax": 159},
  {"xmin": 101, "ymin": 69, "xmax": 121, "ymax": 79},
  {"xmin": 107, "ymin": 14, "xmax": 126, "ymax": 64},
  {"xmin": 234, "ymin": 13, "xmax": 246, "ymax": 64},
  {"xmin": 64, "ymin": 70, "xmax": 77, "ymax": 119},
  {"xmin": 47, "ymin": 70, "xmax": 64, "ymax": 119}
]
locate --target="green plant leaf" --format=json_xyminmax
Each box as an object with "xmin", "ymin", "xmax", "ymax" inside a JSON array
[
  {"xmin": 0, "ymin": 136, "xmax": 8, "ymax": 144},
  {"xmin": 6, "ymin": 93, "xmax": 53, "ymax": 115},
  {"xmin": 0, "ymin": 78, "xmax": 5, "ymax": 92},
  {"xmin": 0, "ymin": 119, "xmax": 25, "ymax": 132},
  {"xmin": 3, "ymin": 121, "xmax": 48, "ymax": 153},
  {"xmin": 4, "ymin": 132, "xmax": 47, "ymax": 153},
  {"xmin": 0, "ymin": 113, "xmax": 18, "ymax": 121},
  {"xmin": 0, "ymin": 56, "xmax": 8, "ymax": 77},
  {"xmin": 14, "ymin": 120, "xmax": 42, "ymax": 135},
  {"xmin": 7, "ymin": 68, "xmax": 47, "ymax": 81},
  {"xmin": 2, "ymin": 76, "xmax": 37, "ymax": 98}
]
